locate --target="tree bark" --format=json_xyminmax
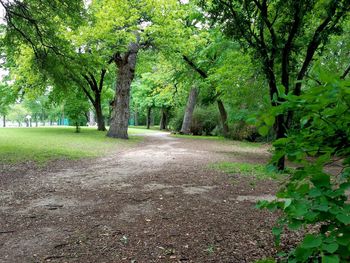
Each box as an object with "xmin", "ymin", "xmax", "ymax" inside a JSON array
[
  {"xmin": 134, "ymin": 108, "xmax": 138, "ymax": 126},
  {"xmin": 81, "ymin": 70, "xmax": 107, "ymax": 131},
  {"xmin": 94, "ymin": 95, "xmax": 106, "ymax": 131},
  {"xmin": 146, "ymin": 107, "xmax": 151, "ymax": 129},
  {"xmin": 2, "ymin": 115, "xmax": 5, "ymax": 127},
  {"xmin": 107, "ymin": 42, "xmax": 139, "ymax": 139},
  {"xmin": 160, "ymin": 108, "xmax": 168, "ymax": 130},
  {"xmin": 180, "ymin": 87, "xmax": 199, "ymax": 134},
  {"xmin": 217, "ymin": 100, "xmax": 229, "ymax": 137}
]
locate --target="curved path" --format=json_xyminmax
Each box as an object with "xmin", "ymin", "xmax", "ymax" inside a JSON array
[{"xmin": 0, "ymin": 132, "xmax": 279, "ymax": 263}]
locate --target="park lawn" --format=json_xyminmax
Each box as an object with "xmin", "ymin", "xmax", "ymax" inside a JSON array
[
  {"xmin": 0, "ymin": 127, "xmax": 154, "ymax": 164},
  {"xmin": 209, "ymin": 161, "xmax": 288, "ymax": 181}
]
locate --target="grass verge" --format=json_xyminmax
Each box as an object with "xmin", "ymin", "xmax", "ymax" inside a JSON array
[
  {"xmin": 209, "ymin": 161, "xmax": 285, "ymax": 180},
  {"xmin": 0, "ymin": 127, "xmax": 149, "ymax": 164},
  {"xmin": 171, "ymin": 134, "xmax": 265, "ymax": 148},
  {"xmin": 170, "ymin": 134, "xmax": 226, "ymax": 141}
]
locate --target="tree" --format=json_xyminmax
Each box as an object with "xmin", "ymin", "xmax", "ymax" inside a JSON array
[
  {"xmin": 64, "ymin": 88, "xmax": 90, "ymax": 133},
  {"xmin": 202, "ymin": 0, "xmax": 350, "ymax": 169},
  {"xmin": 0, "ymin": 0, "xmax": 83, "ymax": 57},
  {"xmin": 0, "ymin": 81, "xmax": 17, "ymax": 127},
  {"xmin": 86, "ymin": 0, "xmax": 189, "ymax": 138}
]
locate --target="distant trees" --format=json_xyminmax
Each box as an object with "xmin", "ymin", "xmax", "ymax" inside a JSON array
[{"xmin": 202, "ymin": 0, "xmax": 350, "ymax": 169}]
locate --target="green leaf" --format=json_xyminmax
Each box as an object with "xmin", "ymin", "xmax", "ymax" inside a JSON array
[
  {"xmin": 336, "ymin": 235, "xmax": 350, "ymax": 246},
  {"xmin": 336, "ymin": 213, "xmax": 350, "ymax": 225},
  {"xmin": 311, "ymin": 173, "xmax": 331, "ymax": 188},
  {"xmin": 272, "ymin": 226, "xmax": 282, "ymax": 237},
  {"xmin": 309, "ymin": 188, "xmax": 322, "ymax": 197},
  {"xmin": 284, "ymin": 199, "xmax": 292, "ymax": 209},
  {"xmin": 258, "ymin": 126, "xmax": 269, "ymax": 136},
  {"xmin": 322, "ymin": 242, "xmax": 339, "ymax": 253},
  {"xmin": 294, "ymin": 247, "xmax": 313, "ymax": 261},
  {"xmin": 322, "ymin": 255, "xmax": 339, "ymax": 263},
  {"xmin": 264, "ymin": 115, "xmax": 275, "ymax": 126},
  {"xmin": 301, "ymin": 234, "xmax": 322, "ymax": 249}
]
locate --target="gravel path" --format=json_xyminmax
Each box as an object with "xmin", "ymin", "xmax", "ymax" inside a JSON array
[{"xmin": 0, "ymin": 132, "xmax": 282, "ymax": 263}]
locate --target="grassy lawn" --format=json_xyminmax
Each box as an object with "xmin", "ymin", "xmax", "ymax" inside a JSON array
[
  {"xmin": 0, "ymin": 127, "xmax": 153, "ymax": 164},
  {"xmin": 171, "ymin": 134, "xmax": 226, "ymax": 141},
  {"xmin": 209, "ymin": 161, "xmax": 286, "ymax": 181}
]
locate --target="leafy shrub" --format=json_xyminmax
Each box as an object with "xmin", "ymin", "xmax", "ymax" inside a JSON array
[
  {"xmin": 258, "ymin": 73, "xmax": 350, "ymax": 262},
  {"xmin": 169, "ymin": 105, "xmax": 219, "ymax": 135},
  {"xmin": 168, "ymin": 108, "xmax": 184, "ymax": 131},
  {"xmin": 228, "ymin": 121, "xmax": 260, "ymax": 141},
  {"xmin": 190, "ymin": 106, "xmax": 219, "ymax": 135}
]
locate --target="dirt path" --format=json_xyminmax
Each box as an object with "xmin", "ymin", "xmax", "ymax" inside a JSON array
[{"xmin": 0, "ymin": 133, "xmax": 281, "ymax": 263}]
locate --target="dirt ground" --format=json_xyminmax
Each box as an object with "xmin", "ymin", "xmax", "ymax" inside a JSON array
[{"xmin": 1, "ymin": 132, "xmax": 288, "ymax": 263}]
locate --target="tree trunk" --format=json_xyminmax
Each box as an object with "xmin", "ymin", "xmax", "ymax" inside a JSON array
[
  {"xmin": 107, "ymin": 43, "xmax": 139, "ymax": 139},
  {"xmin": 75, "ymin": 122, "xmax": 81, "ymax": 133},
  {"xmin": 3, "ymin": 115, "xmax": 5, "ymax": 127},
  {"xmin": 160, "ymin": 108, "xmax": 168, "ymax": 130},
  {"xmin": 134, "ymin": 108, "xmax": 138, "ymax": 126},
  {"xmin": 217, "ymin": 100, "xmax": 229, "ymax": 137},
  {"xmin": 180, "ymin": 87, "xmax": 199, "ymax": 134},
  {"xmin": 146, "ymin": 107, "xmax": 151, "ymax": 129},
  {"xmin": 94, "ymin": 97, "xmax": 106, "ymax": 131}
]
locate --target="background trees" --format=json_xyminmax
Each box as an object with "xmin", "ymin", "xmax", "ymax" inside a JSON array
[{"xmin": 201, "ymin": 0, "xmax": 350, "ymax": 169}]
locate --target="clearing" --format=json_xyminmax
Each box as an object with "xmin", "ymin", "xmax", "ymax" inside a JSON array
[{"xmin": 1, "ymin": 130, "xmax": 287, "ymax": 263}]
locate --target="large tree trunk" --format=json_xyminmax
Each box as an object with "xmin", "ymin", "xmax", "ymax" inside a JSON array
[
  {"xmin": 107, "ymin": 43, "xmax": 139, "ymax": 139},
  {"xmin": 146, "ymin": 107, "xmax": 151, "ymax": 129},
  {"xmin": 217, "ymin": 100, "xmax": 229, "ymax": 137},
  {"xmin": 180, "ymin": 87, "xmax": 199, "ymax": 134},
  {"xmin": 160, "ymin": 108, "xmax": 168, "ymax": 130}
]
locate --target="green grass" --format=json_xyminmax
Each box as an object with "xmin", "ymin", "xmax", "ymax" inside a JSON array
[
  {"xmin": 170, "ymin": 134, "xmax": 264, "ymax": 148},
  {"xmin": 0, "ymin": 127, "xmax": 149, "ymax": 164},
  {"xmin": 209, "ymin": 161, "xmax": 285, "ymax": 180},
  {"xmin": 170, "ymin": 134, "xmax": 226, "ymax": 140},
  {"xmin": 131, "ymin": 125, "xmax": 163, "ymax": 131}
]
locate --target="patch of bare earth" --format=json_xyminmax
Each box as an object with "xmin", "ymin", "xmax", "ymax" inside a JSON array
[{"xmin": 1, "ymin": 133, "xmax": 287, "ymax": 263}]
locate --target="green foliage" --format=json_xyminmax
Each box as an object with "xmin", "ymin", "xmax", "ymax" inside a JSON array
[
  {"xmin": 254, "ymin": 259, "xmax": 276, "ymax": 263},
  {"xmin": 258, "ymin": 73, "xmax": 350, "ymax": 262},
  {"xmin": 7, "ymin": 104, "xmax": 28, "ymax": 126},
  {"xmin": 0, "ymin": 80, "xmax": 17, "ymax": 117},
  {"xmin": 169, "ymin": 105, "xmax": 219, "ymax": 135},
  {"xmin": 64, "ymin": 89, "xmax": 90, "ymax": 133}
]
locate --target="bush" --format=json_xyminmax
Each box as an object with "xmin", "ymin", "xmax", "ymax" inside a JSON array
[
  {"xmin": 228, "ymin": 121, "xmax": 259, "ymax": 141},
  {"xmin": 191, "ymin": 106, "xmax": 219, "ymax": 135},
  {"xmin": 258, "ymin": 72, "xmax": 350, "ymax": 262},
  {"xmin": 169, "ymin": 105, "xmax": 220, "ymax": 135}
]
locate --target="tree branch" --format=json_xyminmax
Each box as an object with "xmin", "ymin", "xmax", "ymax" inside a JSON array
[
  {"xmin": 341, "ymin": 63, "xmax": 350, "ymax": 80},
  {"xmin": 183, "ymin": 55, "xmax": 208, "ymax": 79},
  {"xmin": 294, "ymin": 1, "xmax": 349, "ymax": 95},
  {"xmin": 99, "ymin": 69, "xmax": 107, "ymax": 92}
]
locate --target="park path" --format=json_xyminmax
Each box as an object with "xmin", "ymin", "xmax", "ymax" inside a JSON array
[{"xmin": 0, "ymin": 132, "xmax": 280, "ymax": 263}]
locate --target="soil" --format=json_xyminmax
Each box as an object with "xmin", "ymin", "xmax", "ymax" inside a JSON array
[{"xmin": 0, "ymin": 132, "xmax": 293, "ymax": 263}]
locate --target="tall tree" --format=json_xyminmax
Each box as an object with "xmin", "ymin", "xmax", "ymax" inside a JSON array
[{"xmin": 202, "ymin": 0, "xmax": 350, "ymax": 169}]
